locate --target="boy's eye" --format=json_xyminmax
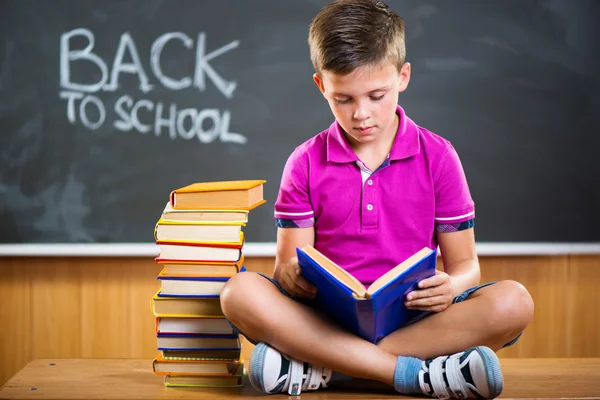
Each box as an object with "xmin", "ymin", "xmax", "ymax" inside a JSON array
[
  {"xmin": 335, "ymin": 98, "xmax": 350, "ymax": 105},
  {"xmin": 370, "ymin": 94, "xmax": 385, "ymax": 101}
]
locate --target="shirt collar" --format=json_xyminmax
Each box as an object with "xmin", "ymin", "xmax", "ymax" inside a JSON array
[{"xmin": 326, "ymin": 105, "xmax": 420, "ymax": 163}]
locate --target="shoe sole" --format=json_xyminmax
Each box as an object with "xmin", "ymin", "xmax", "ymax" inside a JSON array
[
  {"xmin": 249, "ymin": 342, "xmax": 270, "ymax": 393},
  {"xmin": 476, "ymin": 346, "xmax": 504, "ymax": 398}
]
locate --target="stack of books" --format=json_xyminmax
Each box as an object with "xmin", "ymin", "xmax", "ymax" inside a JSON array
[{"xmin": 151, "ymin": 180, "xmax": 266, "ymax": 388}]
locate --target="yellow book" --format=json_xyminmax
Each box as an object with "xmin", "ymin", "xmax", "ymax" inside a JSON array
[
  {"xmin": 161, "ymin": 202, "xmax": 249, "ymax": 223},
  {"xmin": 157, "ymin": 257, "xmax": 243, "ymax": 277},
  {"xmin": 162, "ymin": 349, "xmax": 241, "ymax": 361},
  {"xmin": 157, "ymin": 270, "xmax": 228, "ymax": 297},
  {"xmin": 170, "ymin": 180, "xmax": 266, "ymax": 210},
  {"xmin": 163, "ymin": 362, "xmax": 244, "ymax": 387},
  {"xmin": 152, "ymin": 291, "xmax": 224, "ymax": 317},
  {"xmin": 153, "ymin": 354, "xmax": 241, "ymax": 375}
]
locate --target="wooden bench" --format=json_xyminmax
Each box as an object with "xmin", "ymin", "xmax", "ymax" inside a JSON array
[{"xmin": 1, "ymin": 359, "xmax": 599, "ymax": 399}]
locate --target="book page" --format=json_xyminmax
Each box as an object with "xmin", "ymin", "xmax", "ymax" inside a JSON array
[
  {"xmin": 301, "ymin": 245, "xmax": 367, "ymax": 298},
  {"xmin": 366, "ymin": 247, "xmax": 434, "ymax": 297}
]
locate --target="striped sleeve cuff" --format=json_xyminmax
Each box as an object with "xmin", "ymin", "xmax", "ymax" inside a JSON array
[
  {"xmin": 434, "ymin": 210, "xmax": 475, "ymax": 224},
  {"xmin": 276, "ymin": 218, "xmax": 315, "ymax": 228},
  {"xmin": 436, "ymin": 218, "xmax": 475, "ymax": 233},
  {"xmin": 274, "ymin": 209, "xmax": 314, "ymax": 219}
]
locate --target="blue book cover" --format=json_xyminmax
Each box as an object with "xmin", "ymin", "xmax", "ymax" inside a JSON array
[{"xmin": 296, "ymin": 246, "xmax": 437, "ymax": 343}]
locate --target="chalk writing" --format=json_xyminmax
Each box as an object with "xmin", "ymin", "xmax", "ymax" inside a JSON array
[{"xmin": 59, "ymin": 28, "xmax": 246, "ymax": 144}]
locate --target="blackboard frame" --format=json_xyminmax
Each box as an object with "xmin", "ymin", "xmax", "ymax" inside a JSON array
[{"xmin": 1, "ymin": 0, "xmax": 599, "ymax": 246}]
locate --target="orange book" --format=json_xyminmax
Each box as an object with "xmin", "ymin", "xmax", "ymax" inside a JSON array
[
  {"xmin": 170, "ymin": 180, "xmax": 266, "ymax": 210},
  {"xmin": 152, "ymin": 354, "xmax": 242, "ymax": 376}
]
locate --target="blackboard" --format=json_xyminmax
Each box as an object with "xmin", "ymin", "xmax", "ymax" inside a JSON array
[{"xmin": 1, "ymin": 0, "xmax": 599, "ymax": 244}]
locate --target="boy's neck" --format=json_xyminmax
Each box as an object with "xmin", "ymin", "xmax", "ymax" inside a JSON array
[{"xmin": 349, "ymin": 113, "xmax": 399, "ymax": 171}]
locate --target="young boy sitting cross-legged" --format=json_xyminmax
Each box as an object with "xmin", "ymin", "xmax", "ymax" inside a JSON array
[{"xmin": 220, "ymin": 1, "xmax": 534, "ymax": 398}]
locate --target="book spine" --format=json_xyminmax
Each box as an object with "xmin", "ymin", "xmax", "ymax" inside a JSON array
[
  {"xmin": 356, "ymin": 299, "xmax": 377, "ymax": 343},
  {"xmin": 157, "ymin": 276, "xmax": 230, "ymax": 282}
]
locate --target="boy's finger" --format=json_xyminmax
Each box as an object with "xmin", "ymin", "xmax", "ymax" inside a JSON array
[
  {"xmin": 407, "ymin": 283, "xmax": 450, "ymax": 300},
  {"xmin": 277, "ymin": 274, "xmax": 297, "ymax": 296},
  {"xmin": 290, "ymin": 284, "xmax": 316, "ymax": 299},
  {"xmin": 280, "ymin": 273, "xmax": 315, "ymax": 299},
  {"xmin": 417, "ymin": 274, "xmax": 442, "ymax": 289},
  {"xmin": 280, "ymin": 279, "xmax": 306, "ymax": 299},
  {"xmin": 288, "ymin": 287, "xmax": 311, "ymax": 299},
  {"xmin": 407, "ymin": 305, "xmax": 445, "ymax": 313},
  {"xmin": 405, "ymin": 294, "xmax": 447, "ymax": 308},
  {"xmin": 294, "ymin": 275, "xmax": 317, "ymax": 295},
  {"xmin": 407, "ymin": 286, "xmax": 435, "ymax": 300}
]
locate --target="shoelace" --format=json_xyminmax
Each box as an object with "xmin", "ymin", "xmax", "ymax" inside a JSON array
[
  {"xmin": 287, "ymin": 359, "xmax": 331, "ymax": 395},
  {"xmin": 420, "ymin": 353, "xmax": 471, "ymax": 399}
]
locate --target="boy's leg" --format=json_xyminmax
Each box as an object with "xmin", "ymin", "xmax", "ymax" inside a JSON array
[
  {"xmin": 220, "ymin": 271, "xmax": 397, "ymax": 385},
  {"xmin": 222, "ymin": 273, "xmax": 529, "ymax": 398},
  {"xmin": 377, "ymin": 280, "xmax": 534, "ymax": 359}
]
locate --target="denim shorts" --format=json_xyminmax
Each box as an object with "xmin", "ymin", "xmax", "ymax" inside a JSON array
[{"xmin": 228, "ymin": 273, "xmax": 522, "ymax": 348}]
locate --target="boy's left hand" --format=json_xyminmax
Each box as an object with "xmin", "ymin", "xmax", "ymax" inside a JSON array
[{"xmin": 405, "ymin": 270, "xmax": 455, "ymax": 312}]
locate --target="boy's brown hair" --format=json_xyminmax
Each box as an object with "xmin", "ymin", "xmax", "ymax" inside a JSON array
[{"xmin": 308, "ymin": 0, "xmax": 406, "ymax": 75}]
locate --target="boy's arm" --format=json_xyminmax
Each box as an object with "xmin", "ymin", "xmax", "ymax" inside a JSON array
[
  {"xmin": 272, "ymin": 226, "xmax": 317, "ymax": 298},
  {"xmin": 437, "ymin": 228, "xmax": 481, "ymax": 295},
  {"xmin": 405, "ymin": 228, "xmax": 480, "ymax": 312},
  {"xmin": 407, "ymin": 141, "xmax": 478, "ymax": 312}
]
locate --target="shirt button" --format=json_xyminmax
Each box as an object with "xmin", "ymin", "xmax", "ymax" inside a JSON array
[
  {"xmin": 367, "ymin": 179, "xmax": 373, "ymax": 186},
  {"xmin": 366, "ymin": 204, "xmax": 373, "ymax": 211}
]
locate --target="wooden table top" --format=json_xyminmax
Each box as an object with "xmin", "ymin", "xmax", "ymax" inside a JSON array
[{"xmin": 1, "ymin": 358, "xmax": 599, "ymax": 399}]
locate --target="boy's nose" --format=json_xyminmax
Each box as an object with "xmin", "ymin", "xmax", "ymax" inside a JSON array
[{"xmin": 353, "ymin": 103, "xmax": 370, "ymax": 120}]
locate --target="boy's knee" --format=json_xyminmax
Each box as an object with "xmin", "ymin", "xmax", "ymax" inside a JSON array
[
  {"xmin": 220, "ymin": 272, "xmax": 263, "ymax": 319},
  {"xmin": 492, "ymin": 280, "xmax": 534, "ymax": 332}
]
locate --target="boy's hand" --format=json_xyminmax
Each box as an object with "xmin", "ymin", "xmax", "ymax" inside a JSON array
[
  {"xmin": 277, "ymin": 257, "xmax": 318, "ymax": 299},
  {"xmin": 405, "ymin": 270, "xmax": 454, "ymax": 312}
]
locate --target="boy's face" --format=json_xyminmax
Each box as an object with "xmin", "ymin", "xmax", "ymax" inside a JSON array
[{"xmin": 314, "ymin": 61, "xmax": 410, "ymax": 148}]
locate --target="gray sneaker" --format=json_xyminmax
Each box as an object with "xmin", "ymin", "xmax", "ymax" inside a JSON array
[
  {"xmin": 249, "ymin": 342, "xmax": 333, "ymax": 395},
  {"xmin": 419, "ymin": 346, "xmax": 504, "ymax": 399}
]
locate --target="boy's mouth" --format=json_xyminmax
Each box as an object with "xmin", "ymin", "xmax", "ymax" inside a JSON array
[{"xmin": 356, "ymin": 126, "xmax": 374, "ymax": 135}]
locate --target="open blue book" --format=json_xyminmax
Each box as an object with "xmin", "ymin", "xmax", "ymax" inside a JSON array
[{"xmin": 296, "ymin": 245, "xmax": 437, "ymax": 343}]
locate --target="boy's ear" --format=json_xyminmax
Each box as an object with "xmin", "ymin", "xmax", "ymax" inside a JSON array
[
  {"xmin": 398, "ymin": 62, "xmax": 411, "ymax": 93},
  {"xmin": 313, "ymin": 73, "xmax": 326, "ymax": 94}
]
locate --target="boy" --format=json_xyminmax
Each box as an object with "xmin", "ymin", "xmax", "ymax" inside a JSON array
[{"xmin": 220, "ymin": 1, "xmax": 534, "ymax": 398}]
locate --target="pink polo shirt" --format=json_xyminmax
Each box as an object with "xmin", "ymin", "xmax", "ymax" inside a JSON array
[{"xmin": 274, "ymin": 106, "xmax": 475, "ymax": 285}]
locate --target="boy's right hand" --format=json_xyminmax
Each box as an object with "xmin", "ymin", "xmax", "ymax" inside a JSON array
[{"xmin": 277, "ymin": 257, "xmax": 318, "ymax": 299}]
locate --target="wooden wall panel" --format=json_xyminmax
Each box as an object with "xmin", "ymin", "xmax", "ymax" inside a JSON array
[
  {"xmin": 479, "ymin": 256, "xmax": 570, "ymax": 358},
  {"xmin": 122, "ymin": 260, "xmax": 163, "ymax": 358},
  {"xmin": 564, "ymin": 256, "xmax": 600, "ymax": 357},
  {"xmin": 31, "ymin": 262, "xmax": 83, "ymax": 358},
  {"xmin": 0, "ymin": 263, "xmax": 32, "ymax": 387},
  {"xmin": 478, "ymin": 255, "xmax": 600, "ymax": 358},
  {"xmin": 77, "ymin": 258, "xmax": 160, "ymax": 358},
  {"xmin": 0, "ymin": 255, "xmax": 598, "ymax": 387}
]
